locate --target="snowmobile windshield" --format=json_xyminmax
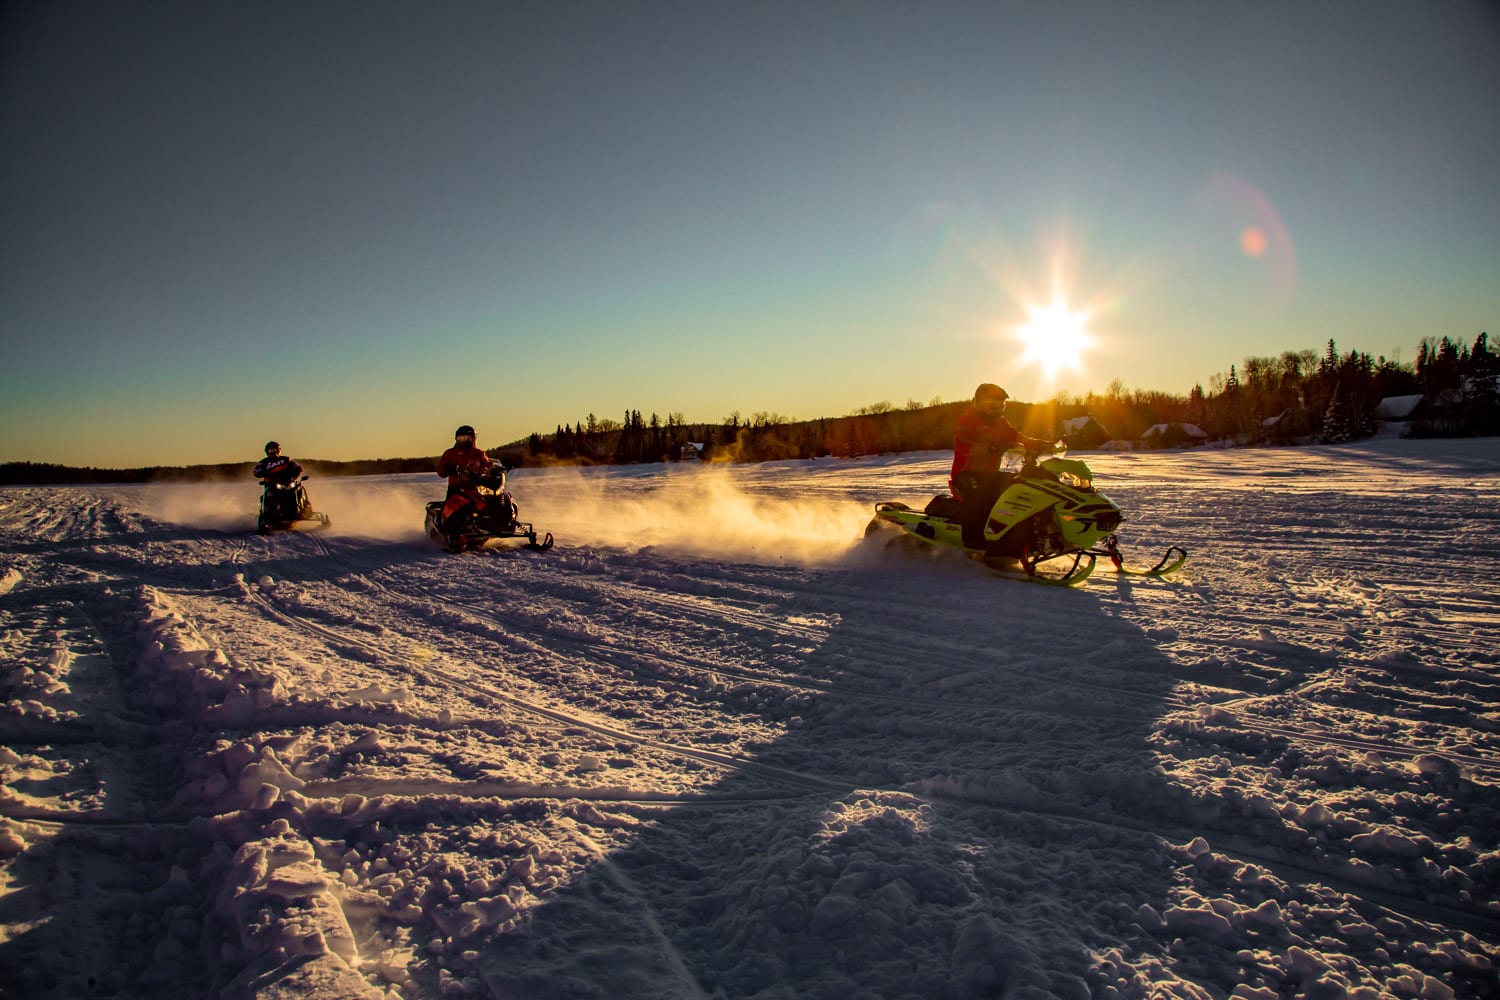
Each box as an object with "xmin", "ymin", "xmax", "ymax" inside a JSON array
[{"xmin": 1040, "ymin": 456, "xmax": 1095, "ymax": 490}]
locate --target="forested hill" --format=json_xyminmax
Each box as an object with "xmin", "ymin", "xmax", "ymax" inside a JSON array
[
  {"xmin": 0, "ymin": 456, "xmax": 441, "ymax": 486},
  {"xmin": 513, "ymin": 400, "xmax": 1049, "ymax": 466},
  {"xmin": 514, "ymin": 332, "xmax": 1497, "ymax": 465}
]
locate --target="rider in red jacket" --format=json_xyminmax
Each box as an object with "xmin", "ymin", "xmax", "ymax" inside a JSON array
[
  {"xmin": 950, "ymin": 384, "xmax": 1052, "ymax": 549},
  {"xmin": 435, "ymin": 425, "xmax": 499, "ymax": 548},
  {"xmin": 437, "ymin": 425, "xmax": 496, "ymax": 498}
]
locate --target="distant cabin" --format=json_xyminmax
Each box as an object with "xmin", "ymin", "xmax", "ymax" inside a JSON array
[
  {"xmin": 1259, "ymin": 408, "xmax": 1293, "ymax": 444},
  {"xmin": 680, "ymin": 442, "xmax": 707, "ymax": 461},
  {"xmin": 1375, "ymin": 394, "xmax": 1424, "ymax": 421},
  {"xmin": 1059, "ymin": 415, "xmax": 1111, "ymax": 450},
  {"xmin": 1140, "ymin": 422, "xmax": 1208, "ymax": 449}
]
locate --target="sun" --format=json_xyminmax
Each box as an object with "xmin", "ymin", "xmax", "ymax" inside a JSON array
[{"xmin": 1015, "ymin": 296, "xmax": 1092, "ymax": 378}]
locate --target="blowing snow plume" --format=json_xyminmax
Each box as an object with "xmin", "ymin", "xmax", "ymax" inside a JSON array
[
  {"xmin": 147, "ymin": 482, "xmax": 256, "ymax": 532},
  {"xmin": 149, "ymin": 465, "xmax": 873, "ymax": 560},
  {"xmin": 519, "ymin": 464, "xmax": 872, "ymax": 565},
  {"xmin": 309, "ymin": 478, "xmax": 432, "ymax": 542},
  {"xmin": 148, "ymin": 476, "xmax": 433, "ymax": 542}
]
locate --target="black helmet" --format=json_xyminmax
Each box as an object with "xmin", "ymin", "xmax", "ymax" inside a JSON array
[
  {"xmin": 455, "ymin": 425, "xmax": 476, "ymax": 438},
  {"xmin": 974, "ymin": 383, "xmax": 1008, "ymax": 403},
  {"xmin": 264, "ymin": 441, "xmax": 280, "ymax": 453}
]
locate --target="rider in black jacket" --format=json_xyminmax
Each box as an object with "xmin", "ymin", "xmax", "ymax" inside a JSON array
[{"xmin": 253, "ymin": 441, "xmax": 303, "ymax": 485}]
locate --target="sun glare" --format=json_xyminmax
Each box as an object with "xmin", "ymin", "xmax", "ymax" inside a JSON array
[{"xmin": 1015, "ymin": 297, "xmax": 1092, "ymax": 378}]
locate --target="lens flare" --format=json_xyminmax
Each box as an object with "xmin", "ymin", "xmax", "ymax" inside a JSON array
[
  {"xmin": 1195, "ymin": 173, "xmax": 1297, "ymax": 303},
  {"xmin": 1239, "ymin": 226, "xmax": 1268, "ymax": 258}
]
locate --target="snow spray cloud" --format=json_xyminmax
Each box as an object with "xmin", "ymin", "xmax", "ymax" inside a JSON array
[
  {"xmin": 148, "ymin": 475, "xmax": 433, "ymax": 542},
  {"xmin": 149, "ymin": 464, "xmax": 876, "ymax": 559},
  {"xmin": 148, "ymin": 481, "xmax": 258, "ymax": 531},
  {"xmin": 307, "ymin": 478, "xmax": 432, "ymax": 542},
  {"xmin": 519, "ymin": 464, "xmax": 872, "ymax": 566}
]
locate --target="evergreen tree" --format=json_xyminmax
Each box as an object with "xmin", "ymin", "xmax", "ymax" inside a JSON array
[
  {"xmin": 1466, "ymin": 332, "xmax": 1499, "ymax": 434},
  {"xmin": 1373, "ymin": 355, "xmax": 1419, "ymax": 401},
  {"xmin": 649, "ymin": 412, "xmax": 663, "ymax": 459},
  {"xmin": 1321, "ymin": 382, "xmax": 1353, "ymax": 443},
  {"xmin": 1187, "ymin": 385, "xmax": 1206, "ymax": 427}
]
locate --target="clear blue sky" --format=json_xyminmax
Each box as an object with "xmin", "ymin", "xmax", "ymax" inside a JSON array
[{"xmin": 3, "ymin": 1, "xmax": 1496, "ymax": 467}]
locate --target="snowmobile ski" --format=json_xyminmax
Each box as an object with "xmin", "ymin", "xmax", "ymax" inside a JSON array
[
  {"xmin": 980, "ymin": 548, "xmax": 1097, "ymax": 586},
  {"xmin": 1097, "ymin": 542, "xmax": 1188, "ymax": 577}
]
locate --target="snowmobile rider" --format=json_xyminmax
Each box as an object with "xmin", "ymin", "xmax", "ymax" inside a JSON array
[
  {"xmin": 951, "ymin": 384, "xmax": 1054, "ymax": 550},
  {"xmin": 437, "ymin": 425, "xmax": 499, "ymax": 548},
  {"xmin": 253, "ymin": 441, "xmax": 303, "ymax": 486},
  {"xmin": 438, "ymin": 425, "xmax": 496, "ymax": 499}
]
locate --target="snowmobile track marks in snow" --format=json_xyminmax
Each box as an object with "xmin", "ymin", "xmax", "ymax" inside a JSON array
[
  {"xmin": 234, "ymin": 580, "xmax": 849, "ymax": 795},
  {"xmin": 292, "ymin": 537, "xmax": 1496, "ymax": 780},
  {"xmin": 197, "ymin": 582, "xmax": 1500, "ymax": 945}
]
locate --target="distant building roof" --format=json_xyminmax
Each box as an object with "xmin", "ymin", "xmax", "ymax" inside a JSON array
[
  {"xmin": 1142, "ymin": 422, "xmax": 1208, "ymax": 439},
  {"xmin": 1061, "ymin": 416, "xmax": 1101, "ymax": 433},
  {"xmin": 1376, "ymin": 394, "xmax": 1423, "ymax": 419}
]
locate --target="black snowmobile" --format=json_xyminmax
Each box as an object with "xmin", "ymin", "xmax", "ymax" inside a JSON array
[
  {"xmin": 425, "ymin": 466, "xmax": 553, "ymax": 554},
  {"xmin": 256, "ymin": 476, "xmax": 330, "ymax": 534}
]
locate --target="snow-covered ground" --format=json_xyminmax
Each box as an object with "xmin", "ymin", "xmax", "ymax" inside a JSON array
[{"xmin": 1, "ymin": 439, "xmax": 1497, "ymax": 999}]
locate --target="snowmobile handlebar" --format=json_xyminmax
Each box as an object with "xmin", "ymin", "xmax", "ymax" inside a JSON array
[
  {"xmin": 1009, "ymin": 439, "xmax": 1068, "ymax": 460},
  {"xmin": 452, "ymin": 468, "xmax": 507, "ymax": 492}
]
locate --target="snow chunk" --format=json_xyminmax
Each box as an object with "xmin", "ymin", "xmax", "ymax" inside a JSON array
[
  {"xmin": 0, "ymin": 822, "xmax": 27, "ymax": 856},
  {"xmin": 345, "ymin": 683, "xmax": 412, "ymax": 705},
  {"xmin": 1134, "ymin": 903, "xmax": 1167, "ymax": 931},
  {"xmin": 1348, "ymin": 827, "xmax": 1434, "ymax": 860},
  {"xmin": 1164, "ymin": 904, "xmax": 1237, "ymax": 942},
  {"xmin": 1183, "ymin": 836, "xmax": 1213, "ymax": 858},
  {"xmin": 1243, "ymin": 898, "xmax": 1284, "ymax": 931},
  {"xmin": 216, "ymin": 829, "xmax": 372, "ymax": 994},
  {"xmin": 1414, "ymin": 754, "xmax": 1461, "ymax": 781}
]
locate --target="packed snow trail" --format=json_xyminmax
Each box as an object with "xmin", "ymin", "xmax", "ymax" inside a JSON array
[{"xmin": 0, "ymin": 439, "xmax": 1497, "ymax": 998}]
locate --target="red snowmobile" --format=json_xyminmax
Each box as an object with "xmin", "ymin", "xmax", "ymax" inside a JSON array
[{"xmin": 425, "ymin": 466, "xmax": 553, "ymax": 554}]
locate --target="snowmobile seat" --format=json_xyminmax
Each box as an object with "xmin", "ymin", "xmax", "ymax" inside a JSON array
[{"xmin": 923, "ymin": 494, "xmax": 963, "ymax": 521}]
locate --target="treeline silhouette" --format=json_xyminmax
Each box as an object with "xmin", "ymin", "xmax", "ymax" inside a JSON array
[
  {"xmin": 516, "ymin": 332, "xmax": 1496, "ymax": 464},
  {"xmin": 4, "ymin": 333, "xmax": 1492, "ymax": 484}
]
